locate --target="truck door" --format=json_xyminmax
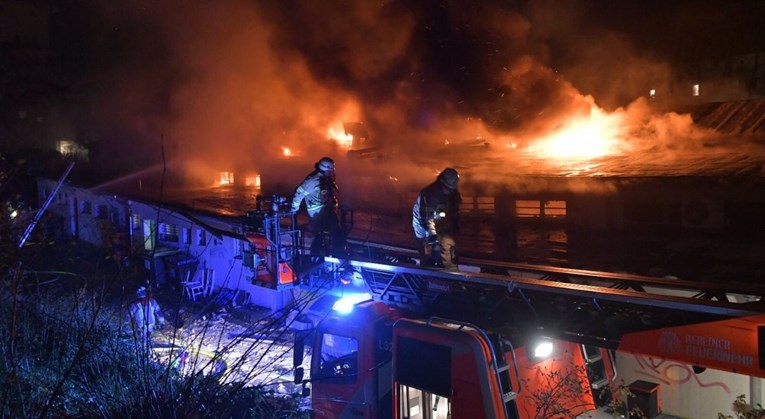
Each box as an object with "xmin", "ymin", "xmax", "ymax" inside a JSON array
[
  {"xmin": 311, "ymin": 329, "xmax": 366, "ymax": 418},
  {"xmin": 393, "ymin": 318, "xmax": 518, "ymax": 419},
  {"xmin": 310, "ymin": 308, "xmax": 395, "ymax": 419}
]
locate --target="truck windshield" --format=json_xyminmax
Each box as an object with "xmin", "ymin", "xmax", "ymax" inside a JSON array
[{"xmin": 316, "ymin": 333, "xmax": 359, "ymax": 382}]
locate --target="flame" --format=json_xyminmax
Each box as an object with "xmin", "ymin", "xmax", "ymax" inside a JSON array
[
  {"xmin": 327, "ymin": 124, "xmax": 353, "ymax": 148},
  {"xmin": 281, "ymin": 146, "xmax": 292, "ymax": 157},
  {"xmin": 217, "ymin": 171, "xmax": 234, "ymax": 186},
  {"xmin": 245, "ymin": 174, "xmax": 261, "ymax": 188},
  {"xmin": 526, "ymin": 107, "xmax": 627, "ymax": 159}
]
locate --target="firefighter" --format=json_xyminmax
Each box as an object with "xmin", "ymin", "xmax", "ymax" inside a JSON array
[
  {"xmin": 291, "ymin": 157, "xmax": 346, "ymax": 260},
  {"xmin": 412, "ymin": 168, "xmax": 462, "ymax": 269},
  {"xmin": 129, "ymin": 286, "xmax": 166, "ymax": 343}
]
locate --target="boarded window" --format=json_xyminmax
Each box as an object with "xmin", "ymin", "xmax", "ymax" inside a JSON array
[
  {"xmin": 131, "ymin": 214, "xmax": 142, "ymax": 230},
  {"xmin": 159, "ymin": 223, "xmax": 179, "ymax": 242}
]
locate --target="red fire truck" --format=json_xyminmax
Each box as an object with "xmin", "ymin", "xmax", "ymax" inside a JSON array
[{"xmin": 291, "ymin": 255, "xmax": 765, "ymax": 418}]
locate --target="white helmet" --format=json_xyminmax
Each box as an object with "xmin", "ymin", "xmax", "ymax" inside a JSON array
[
  {"xmin": 136, "ymin": 286, "xmax": 147, "ymax": 299},
  {"xmin": 316, "ymin": 157, "xmax": 335, "ymax": 173}
]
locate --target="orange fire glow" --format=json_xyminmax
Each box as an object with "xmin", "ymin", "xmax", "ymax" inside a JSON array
[
  {"xmin": 245, "ymin": 174, "xmax": 261, "ymax": 188},
  {"xmin": 327, "ymin": 124, "xmax": 353, "ymax": 148},
  {"xmin": 281, "ymin": 146, "xmax": 292, "ymax": 157},
  {"xmin": 526, "ymin": 107, "xmax": 627, "ymax": 159},
  {"xmin": 217, "ymin": 171, "xmax": 235, "ymax": 186}
]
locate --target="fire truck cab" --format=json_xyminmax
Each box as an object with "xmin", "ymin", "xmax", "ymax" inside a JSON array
[{"xmin": 297, "ymin": 297, "xmax": 596, "ymax": 419}]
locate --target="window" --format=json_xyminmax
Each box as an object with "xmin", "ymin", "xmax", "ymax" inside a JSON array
[
  {"xmin": 182, "ymin": 227, "xmax": 192, "ymax": 245},
  {"xmin": 693, "ymin": 84, "xmax": 700, "ymax": 97},
  {"xmin": 316, "ymin": 333, "xmax": 358, "ymax": 383},
  {"xmin": 131, "ymin": 214, "xmax": 142, "ymax": 230},
  {"xmin": 97, "ymin": 204, "xmax": 108, "ymax": 219},
  {"xmin": 159, "ymin": 223, "xmax": 179, "ymax": 242},
  {"xmin": 197, "ymin": 229, "xmax": 207, "ymax": 246},
  {"xmin": 460, "ymin": 196, "xmax": 495, "ymax": 214},
  {"xmin": 544, "ymin": 200, "xmax": 567, "ymax": 217},
  {"xmin": 516, "ymin": 200, "xmax": 541, "ymax": 218},
  {"xmin": 515, "ymin": 200, "xmax": 567, "ymax": 218}
]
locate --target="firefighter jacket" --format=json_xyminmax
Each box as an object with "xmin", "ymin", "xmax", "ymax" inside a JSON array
[
  {"xmin": 291, "ymin": 170, "xmax": 339, "ymax": 217},
  {"xmin": 412, "ymin": 180, "xmax": 462, "ymax": 240},
  {"xmin": 129, "ymin": 297, "xmax": 166, "ymax": 334}
]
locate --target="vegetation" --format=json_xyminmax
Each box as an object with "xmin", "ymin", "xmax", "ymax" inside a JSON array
[
  {"xmin": 0, "ymin": 158, "xmax": 311, "ymax": 418},
  {"xmin": 719, "ymin": 395, "xmax": 765, "ymax": 419}
]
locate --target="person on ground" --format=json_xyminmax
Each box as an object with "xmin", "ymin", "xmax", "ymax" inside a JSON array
[{"xmin": 129, "ymin": 285, "xmax": 166, "ymax": 343}]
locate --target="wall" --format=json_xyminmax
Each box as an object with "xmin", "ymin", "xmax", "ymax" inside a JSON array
[
  {"xmin": 614, "ymin": 351, "xmax": 764, "ymax": 418},
  {"xmin": 36, "ymin": 178, "xmax": 295, "ymax": 312}
]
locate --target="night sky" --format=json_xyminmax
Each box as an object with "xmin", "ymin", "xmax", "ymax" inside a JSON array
[{"xmin": 8, "ymin": 0, "xmax": 765, "ymax": 186}]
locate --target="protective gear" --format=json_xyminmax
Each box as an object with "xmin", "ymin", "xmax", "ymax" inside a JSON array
[
  {"xmin": 293, "ymin": 158, "xmax": 347, "ymax": 258},
  {"xmin": 129, "ymin": 289, "xmax": 166, "ymax": 342},
  {"xmin": 437, "ymin": 168, "xmax": 459, "ymax": 190},
  {"xmin": 316, "ymin": 157, "xmax": 335, "ymax": 173},
  {"xmin": 413, "ymin": 169, "xmax": 461, "ymax": 270}
]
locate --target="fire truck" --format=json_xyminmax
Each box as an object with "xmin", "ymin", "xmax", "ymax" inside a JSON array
[
  {"xmin": 286, "ymin": 251, "xmax": 765, "ymax": 418},
  {"xmin": 243, "ymin": 199, "xmax": 765, "ymax": 418}
]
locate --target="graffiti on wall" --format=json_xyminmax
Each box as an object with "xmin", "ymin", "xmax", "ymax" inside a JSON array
[{"xmin": 631, "ymin": 354, "xmax": 731, "ymax": 393}]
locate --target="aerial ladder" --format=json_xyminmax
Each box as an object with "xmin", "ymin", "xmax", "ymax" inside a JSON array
[{"xmin": 291, "ymin": 246, "xmax": 765, "ymax": 418}]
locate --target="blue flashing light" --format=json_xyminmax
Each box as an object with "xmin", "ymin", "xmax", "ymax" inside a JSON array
[{"xmin": 332, "ymin": 292, "xmax": 372, "ymax": 315}]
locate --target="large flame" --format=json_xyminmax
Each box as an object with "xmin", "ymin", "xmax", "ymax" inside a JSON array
[
  {"xmin": 327, "ymin": 124, "xmax": 353, "ymax": 148},
  {"xmin": 526, "ymin": 106, "xmax": 627, "ymax": 160}
]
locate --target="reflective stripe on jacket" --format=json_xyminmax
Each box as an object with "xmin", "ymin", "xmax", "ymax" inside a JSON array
[{"xmin": 291, "ymin": 170, "xmax": 339, "ymax": 217}]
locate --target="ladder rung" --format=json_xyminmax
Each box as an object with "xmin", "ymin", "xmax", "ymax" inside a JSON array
[{"xmin": 591, "ymin": 378, "xmax": 608, "ymax": 389}]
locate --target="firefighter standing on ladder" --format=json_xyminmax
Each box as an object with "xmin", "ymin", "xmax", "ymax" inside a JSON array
[
  {"xmin": 291, "ymin": 157, "xmax": 346, "ymax": 260},
  {"xmin": 412, "ymin": 167, "xmax": 462, "ymax": 270}
]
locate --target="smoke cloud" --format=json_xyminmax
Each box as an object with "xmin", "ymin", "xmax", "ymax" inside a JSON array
[{"xmin": 73, "ymin": 0, "xmax": 764, "ymax": 204}]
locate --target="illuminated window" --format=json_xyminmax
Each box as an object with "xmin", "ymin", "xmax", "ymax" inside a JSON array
[
  {"xmin": 544, "ymin": 200, "xmax": 567, "ymax": 217},
  {"xmin": 460, "ymin": 196, "xmax": 495, "ymax": 213},
  {"xmin": 692, "ymin": 84, "xmax": 700, "ymax": 97},
  {"xmin": 515, "ymin": 200, "xmax": 567, "ymax": 218},
  {"xmin": 245, "ymin": 174, "xmax": 261, "ymax": 188},
  {"xmin": 158, "ymin": 223, "xmax": 179, "ymax": 242},
  {"xmin": 516, "ymin": 200, "xmax": 541, "ymax": 217},
  {"xmin": 649, "ymin": 89, "xmax": 656, "ymax": 100},
  {"xmin": 131, "ymin": 214, "xmax": 141, "ymax": 230},
  {"xmin": 218, "ymin": 171, "xmax": 234, "ymax": 186}
]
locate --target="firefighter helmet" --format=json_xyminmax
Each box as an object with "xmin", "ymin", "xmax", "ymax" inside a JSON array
[
  {"xmin": 316, "ymin": 157, "xmax": 335, "ymax": 172},
  {"xmin": 437, "ymin": 168, "xmax": 459, "ymax": 189},
  {"xmin": 136, "ymin": 286, "xmax": 147, "ymax": 299}
]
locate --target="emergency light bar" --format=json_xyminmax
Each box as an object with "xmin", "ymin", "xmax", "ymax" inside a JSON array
[{"xmin": 332, "ymin": 292, "xmax": 373, "ymax": 314}]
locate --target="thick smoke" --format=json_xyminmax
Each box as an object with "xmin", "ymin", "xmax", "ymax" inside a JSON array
[{"xmin": 77, "ymin": 0, "xmax": 763, "ymax": 202}]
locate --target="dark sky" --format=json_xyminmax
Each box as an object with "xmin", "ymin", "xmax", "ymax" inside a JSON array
[{"xmin": 38, "ymin": 0, "xmax": 765, "ymax": 185}]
